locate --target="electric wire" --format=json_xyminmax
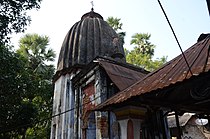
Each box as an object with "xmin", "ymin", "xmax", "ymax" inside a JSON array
[
  {"xmin": 0, "ymin": 91, "xmax": 106, "ymax": 134},
  {"xmin": 157, "ymin": 0, "xmax": 193, "ymax": 75}
]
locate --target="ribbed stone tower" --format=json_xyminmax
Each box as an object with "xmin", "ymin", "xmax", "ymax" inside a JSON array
[
  {"xmin": 51, "ymin": 9, "xmax": 125, "ymax": 139},
  {"xmin": 57, "ymin": 9, "xmax": 125, "ymax": 73}
]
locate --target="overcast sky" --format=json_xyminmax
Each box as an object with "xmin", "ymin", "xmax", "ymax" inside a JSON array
[{"xmin": 11, "ymin": 0, "xmax": 210, "ymax": 66}]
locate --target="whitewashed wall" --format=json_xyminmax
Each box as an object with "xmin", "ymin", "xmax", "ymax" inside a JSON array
[
  {"xmin": 118, "ymin": 118, "xmax": 142, "ymax": 139},
  {"xmin": 50, "ymin": 73, "xmax": 75, "ymax": 139}
]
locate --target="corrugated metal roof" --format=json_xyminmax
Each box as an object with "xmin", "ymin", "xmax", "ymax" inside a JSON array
[
  {"xmin": 71, "ymin": 56, "xmax": 148, "ymax": 87},
  {"xmin": 96, "ymin": 35, "xmax": 210, "ymax": 110},
  {"xmin": 99, "ymin": 60, "xmax": 147, "ymax": 91}
]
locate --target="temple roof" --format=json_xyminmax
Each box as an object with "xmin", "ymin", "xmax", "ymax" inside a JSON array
[{"xmin": 57, "ymin": 10, "xmax": 126, "ymax": 73}]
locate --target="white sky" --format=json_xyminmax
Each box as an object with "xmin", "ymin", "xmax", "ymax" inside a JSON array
[{"xmin": 11, "ymin": 0, "xmax": 210, "ymax": 67}]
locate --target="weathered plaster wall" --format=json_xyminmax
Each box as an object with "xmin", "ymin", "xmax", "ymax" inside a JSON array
[
  {"xmin": 51, "ymin": 74, "xmax": 75, "ymax": 139},
  {"xmin": 51, "ymin": 67, "xmax": 124, "ymax": 139},
  {"xmin": 51, "ymin": 75, "xmax": 65, "ymax": 139},
  {"xmin": 95, "ymin": 69, "xmax": 109, "ymax": 139},
  {"xmin": 86, "ymin": 112, "xmax": 96, "ymax": 139},
  {"xmin": 79, "ymin": 67, "xmax": 119, "ymax": 139},
  {"xmin": 109, "ymin": 112, "xmax": 119, "ymax": 139},
  {"xmin": 118, "ymin": 119, "xmax": 128, "ymax": 139}
]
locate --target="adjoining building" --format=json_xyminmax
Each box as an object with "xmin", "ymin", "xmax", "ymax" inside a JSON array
[{"xmin": 168, "ymin": 113, "xmax": 210, "ymax": 139}]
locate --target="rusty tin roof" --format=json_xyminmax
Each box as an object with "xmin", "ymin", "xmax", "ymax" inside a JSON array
[
  {"xmin": 99, "ymin": 60, "xmax": 147, "ymax": 91},
  {"xmin": 96, "ymin": 35, "xmax": 210, "ymax": 110},
  {"xmin": 72, "ymin": 56, "xmax": 148, "ymax": 89}
]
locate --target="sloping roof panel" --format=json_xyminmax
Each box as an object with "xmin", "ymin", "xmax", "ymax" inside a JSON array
[
  {"xmin": 99, "ymin": 60, "xmax": 147, "ymax": 91},
  {"xmin": 96, "ymin": 36, "xmax": 210, "ymax": 110}
]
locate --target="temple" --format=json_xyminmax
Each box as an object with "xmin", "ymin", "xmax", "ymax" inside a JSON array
[{"xmin": 50, "ymin": 9, "xmax": 210, "ymax": 139}]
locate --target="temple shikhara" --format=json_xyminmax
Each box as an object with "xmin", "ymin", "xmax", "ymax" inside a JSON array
[{"xmin": 50, "ymin": 9, "xmax": 210, "ymax": 139}]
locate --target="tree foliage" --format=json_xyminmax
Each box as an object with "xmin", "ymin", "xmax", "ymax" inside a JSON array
[
  {"xmin": 106, "ymin": 17, "xmax": 167, "ymax": 71},
  {"xmin": 0, "ymin": 0, "xmax": 42, "ymax": 44},
  {"xmin": 0, "ymin": 34, "xmax": 55, "ymax": 139},
  {"xmin": 130, "ymin": 33, "xmax": 155, "ymax": 57},
  {"xmin": 0, "ymin": 45, "xmax": 38, "ymax": 138},
  {"xmin": 126, "ymin": 33, "xmax": 167, "ymax": 71},
  {"xmin": 106, "ymin": 17, "xmax": 126, "ymax": 44},
  {"xmin": 17, "ymin": 34, "xmax": 55, "ymax": 139},
  {"xmin": 106, "ymin": 17, "xmax": 123, "ymax": 32},
  {"xmin": 17, "ymin": 33, "xmax": 55, "ymax": 73}
]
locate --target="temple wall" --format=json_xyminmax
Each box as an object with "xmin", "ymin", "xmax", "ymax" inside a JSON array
[{"xmin": 51, "ymin": 74, "xmax": 75, "ymax": 139}]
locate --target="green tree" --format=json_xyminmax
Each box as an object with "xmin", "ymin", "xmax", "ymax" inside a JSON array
[
  {"xmin": 17, "ymin": 33, "xmax": 55, "ymax": 74},
  {"xmin": 130, "ymin": 33, "xmax": 155, "ymax": 57},
  {"xmin": 0, "ymin": 34, "xmax": 55, "ymax": 138},
  {"xmin": 17, "ymin": 33, "xmax": 56, "ymax": 138},
  {"xmin": 127, "ymin": 33, "xmax": 167, "ymax": 71},
  {"xmin": 106, "ymin": 17, "xmax": 126, "ymax": 44},
  {"xmin": 0, "ymin": 0, "xmax": 42, "ymax": 44},
  {"xmin": 0, "ymin": 45, "xmax": 38, "ymax": 138},
  {"xmin": 106, "ymin": 17, "xmax": 123, "ymax": 31},
  {"xmin": 106, "ymin": 17, "xmax": 166, "ymax": 71}
]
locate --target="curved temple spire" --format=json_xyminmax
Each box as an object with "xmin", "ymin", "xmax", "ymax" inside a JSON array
[{"xmin": 56, "ymin": 10, "xmax": 126, "ymax": 72}]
